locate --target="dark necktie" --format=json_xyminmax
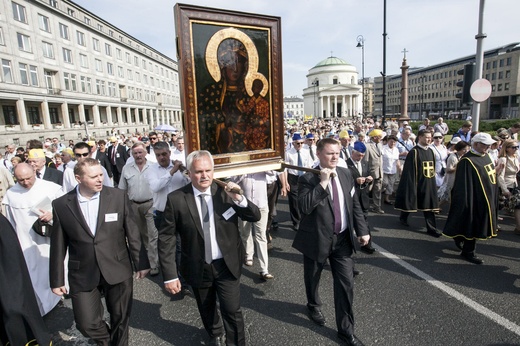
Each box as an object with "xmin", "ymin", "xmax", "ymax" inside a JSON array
[
  {"xmin": 331, "ymin": 178, "xmax": 342, "ymax": 235},
  {"xmin": 199, "ymin": 194, "xmax": 212, "ymax": 264},
  {"xmin": 111, "ymin": 145, "xmax": 117, "ymax": 165},
  {"xmin": 36, "ymin": 171, "xmax": 41, "ymax": 179},
  {"xmin": 63, "ymin": 163, "xmax": 67, "ymax": 171},
  {"xmin": 309, "ymin": 147, "xmax": 315, "ymax": 160},
  {"xmin": 297, "ymin": 150, "xmax": 303, "ymax": 176},
  {"xmin": 343, "ymin": 147, "xmax": 349, "ymax": 160}
]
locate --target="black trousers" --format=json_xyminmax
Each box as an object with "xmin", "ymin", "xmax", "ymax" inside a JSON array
[
  {"xmin": 287, "ymin": 174, "xmax": 301, "ymax": 228},
  {"xmin": 400, "ymin": 210, "xmax": 437, "ymax": 233},
  {"xmin": 70, "ymin": 276, "xmax": 133, "ymax": 346},
  {"xmin": 303, "ymin": 232, "xmax": 355, "ymax": 336},
  {"xmin": 192, "ymin": 259, "xmax": 245, "ymax": 346},
  {"xmin": 111, "ymin": 164, "xmax": 121, "ymax": 186},
  {"xmin": 266, "ymin": 180, "xmax": 280, "ymax": 231}
]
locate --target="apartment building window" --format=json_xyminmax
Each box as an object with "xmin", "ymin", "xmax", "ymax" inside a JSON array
[
  {"xmin": 3, "ymin": 106, "xmax": 18, "ymax": 125},
  {"xmin": 95, "ymin": 59, "xmax": 102, "ymax": 72},
  {"xmin": 76, "ymin": 31, "xmax": 85, "ymax": 46},
  {"xmin": 49, "ymin": 107, "xmax": 59, "ymax": 124},
  {"xmin": 0, "ymin": 28, "xmax": 4, "ymax": 45},
  {"xmin": 107, "ymin": 63, "xmax": 113, "ymax": 75},
  {"xmin": 506, "ymin": 57, "xmax": 512, "ymax": 66},
  {"xmin": 64, "ymin": 72, "xmax": 70, "ymax": 90},
  {"xmin": 29, "ymin": 65, "xmax": 38, "ymax": 86},
  {"xmin": 27, "ymin": 107, "xmax": 41, "ymax": 124},
  {"xmin": 42, "ymin": 41, "xmax": 54, "ymax": 58},
  {"xmin": 492, "ymin": 61, "xmax": 497, "ymax": 68},
  {"xmin": 142, "ymin": 59, "xmax": 147, "ymax": 70},
  {"xmin": 19, "ymin": 63, "xmax": 29, "ymax": 85},
  {"xmin": 506, "ymin": 70, "xmax": 511, "ymax": 78},
  {"xmin": 79, "ymin": 54, "xmax": 88, "ymax": 68},
  {"xmin": 97, "ymin": 24, "xmax": 103, "ymax": 32},
  {"xmin": 108, "ymin": 82, "xmax": 117, "ymax": 97},
  {"xmin": 497, "ymin": 84, "xmax": 503, "ymax": 91},
  {"xmin": 12, "ymin": 2, "xmax": 27, "ymax": 23},
  {"xmin": 49, "ymin": 0, "xmax": 58, "ymax": 8},
  {"xmin": 84, "ymin": 17, "xmax": 91, "ymax": 25},
  {"xmin": 143, "ymin": 74, "xmax": 148, "ymax": 84},
  {"xmin": 92, "ymin": 38, "xmax": 100, "ymax": 51},
  {"xmin": 134, "ymin": 56, "xmax": 139, "ymax": 66},
  {"xmin": 59, "ymin": 23, "xmax": 69, "ymax": 40},
  {"xmin": 505, "ymin": 83, "xmax": 510, "ymax": 91},
  {"xmin": 62, "ymin": 48, "xmax": 72, "ymax": 63},
  {"xmin": 126, "ymin": 52, "xmax": 131, "ymax": 63},
  {"xmin": 69, "ymin": 73, "xmax": 77, "ymax": 91},
  {"xmin": 38, "ymin": 14, "xmax": 51, "ymax": 32},
  {"xmin": 116, "ymin": 48, "xmax": 122, "ymax": 60},
  {"xmin": 499, "ymin": 59, "xmax": 504, "ymax": 67},
  {"xmin": 105, "ymin": 43, "xmax": 111, "ymax": 56},
  {"xmin": 80, "ymin": 76, "xmax": 92, "ymax": 93},
  {"xmin": 117, "ymin": 66, "xmax": 124, "ymax": 78},
  {"xmin": 127, "ymin": 69, "xmax": 133, "ymax": 80},
  {"xmin": 486, "ymin": 62, "xmax": 490, "ymax": 70},
  {"xmin": 491, "ymin": 73, "xmax": 496, "ymax": 80},
  {"xmin": 135, "ymin": 72, "xmax": 140, "ymax": 82},
  {"xmin": 67, "ymin": 8, "xmax": 75, "ymax": 17},
  {"xmin": 17, "ymin": 33, "xmax": 31, "ymax": 52},
  {"xmin": 498, "ymin": 71, "xmax": 503, "ymax": 79},
  {"xmin": 109, "ymin": 30, "xmax": 114, "ymax": 37}
]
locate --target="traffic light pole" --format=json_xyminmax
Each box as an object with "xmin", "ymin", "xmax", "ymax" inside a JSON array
[{"xmin": 472, "ymin": 0, "xmax": 486, "ymax": 131}]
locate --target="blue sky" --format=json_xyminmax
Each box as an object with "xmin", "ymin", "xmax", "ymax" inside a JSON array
[{"xmin": 74, "ymin": 0, "xmax": 519, "ymax": 97}]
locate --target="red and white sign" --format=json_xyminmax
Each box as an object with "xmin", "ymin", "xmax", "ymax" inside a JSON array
[{"xmin": 470, "ymin": 78, "xmax": 492, "ymax": 103}]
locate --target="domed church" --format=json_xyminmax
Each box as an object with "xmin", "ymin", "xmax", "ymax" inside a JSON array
[{"xmin": 302, "ymin": 56, "xmax": 362, "ymax": 118}]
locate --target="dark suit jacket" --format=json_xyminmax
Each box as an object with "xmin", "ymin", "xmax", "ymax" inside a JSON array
[
  {"xmin": 95, "ymin": 151, "xmax": 113, "ymax": 178},
  {"xmin": 158, "ymin": 182, "xmax": 261, "ymax": 288},
  {"xmin": 107, "ymin": 144, "xmax": 129, "ymax": 173},
  {"xmin": 346, "ymin": 158, "xmax": 372, "ymax": 211},
  {"xmin": 50, "ymin": 187, "xmax": 149, "ymax": 293},
  {"xmin": 292, "ymin": 167, "xmax": 369, "ymax": 263},
  {"xmin": 43, "ymin": 167, "xmax": 63, "ymax": 186}
]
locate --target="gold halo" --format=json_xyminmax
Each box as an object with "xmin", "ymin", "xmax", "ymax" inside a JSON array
[{"xmin": 205, "ymin": 27, "xmax": 267, "ymax": 97}]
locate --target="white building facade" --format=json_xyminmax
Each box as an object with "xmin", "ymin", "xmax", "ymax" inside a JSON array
[
  {"xmin": 0, "ymin": 0, "xmax": 181, "ymax": 147},
  {"xmin": 283, "ymin": 96, "xmax": 304, "ymax": 119},
  {"xmin": 302, "ymin": 56, "xmax": 362, "ymax": 119}
]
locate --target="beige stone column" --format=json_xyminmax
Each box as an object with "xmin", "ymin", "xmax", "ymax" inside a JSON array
[
  {"xmin": 342, "ymin": 95, "xmax": 346, "ymax": 117},
  {"xmin": 400, "ymin": 57, "xmax": 409, "ymax": 118},
  {"xmin": 78, "ymin": 103, "xmax": 86, "ymax": 124},
  {"xmin": 106, "ymin": 106, "xmax": 113, "ymax": 127},
  {"xmin": 117, "ymin": 107, "xmax": 123, "ymax": 126},
  {"xmin": 41, "ymin": 101, "xmax": 51, "ymax": 129},
  {"xmin": 319, "ymin": 97, "xmax": 323, "ymax": 118},
  {"xmin": 134, "ymin": 108, "xmax": 140, "ymax": 124},
  {"xmin": 93, "ymin": 104, "xmax": 101, "ymax": 127},
  {"xmin": 143, "ymin": 108, "xmax": 149, "ymax": 125},
  {"xmin": 349, "ymin": 96, "xmax": 353, "ymax": 118},
  {"xmin": 125, "ymin": 107, "xmax": 132, "ymax": 124},
  {"xmin": 61, "ymin": 101, "xmax": 71, "ymax": 128},
  {"xmin": 16, "ymin": 98, "xmax": 29, "ymax": 131}
]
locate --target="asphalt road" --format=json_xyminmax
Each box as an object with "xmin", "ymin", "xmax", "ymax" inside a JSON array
[{"xmin": 44, "ymin": 197, "xmax": 520, "ymax": 346}]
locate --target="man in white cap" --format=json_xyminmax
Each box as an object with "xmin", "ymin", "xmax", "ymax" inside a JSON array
[
  {"xmin": 2, "ymin": 163, "xmax": 64, "ymax": 315},
  {"xmin": 442, "ymin": 133, "xmax": 502, "ymax": 264}
]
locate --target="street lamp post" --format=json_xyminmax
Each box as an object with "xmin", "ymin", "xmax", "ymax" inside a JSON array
[
  {"xmin": 313, "ymin": 78, "xmax": 318, "ymax": 118},
  {"xmin": 356, "ymin": 35, "xmax": 365, "ymax": 120}
]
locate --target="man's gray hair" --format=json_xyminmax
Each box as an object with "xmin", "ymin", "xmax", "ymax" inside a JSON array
[{"xmin": 186, "ymin": 150, "xmax": 214, "ymax": 171}]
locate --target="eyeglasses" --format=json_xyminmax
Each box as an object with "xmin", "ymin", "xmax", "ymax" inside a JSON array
[
  {"xmin": 150, "ymin": 137, "xmax": 158, "ymax": 140},
  {"xmin": 511, "ymin": 146, "xmax": 519, "ymax": 150},
  {"xmin": 294, "ymin": 142, "xmax": 304, "ymax": 145},
  {"xmin": 434, "ymin": 137, "xmax": 443, "ymax": 139},
  {"xmin": 74, "ymin": 152, "xmax": 90, "ymax": 157}
]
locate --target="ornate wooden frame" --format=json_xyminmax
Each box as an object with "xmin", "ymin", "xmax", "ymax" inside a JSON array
[{"xmin": 174, "ymin": 4, "xmax": 284, "ymax": 178}]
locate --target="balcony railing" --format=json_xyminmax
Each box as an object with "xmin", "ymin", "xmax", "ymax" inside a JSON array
[{"xmin": 47, "ymin": 88, "xmax": 61, "ymax": 95}]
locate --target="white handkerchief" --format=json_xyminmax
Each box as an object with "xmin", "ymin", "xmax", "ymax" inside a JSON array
[
  {"xmin": 222, "ymin": 207, "xmax": 236, "ymax": 220},
  {"xmin": 105, "ymin": 213, "xmax": 118, "ymax": 222},
  {"xmin": 350, "ymin": 186, "xmax": 355, "ymax": 198}
]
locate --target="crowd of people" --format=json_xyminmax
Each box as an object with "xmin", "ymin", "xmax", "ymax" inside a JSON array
[{"xmin": 0, "ymin": 116, "xmax": 518, "ymax": 346}]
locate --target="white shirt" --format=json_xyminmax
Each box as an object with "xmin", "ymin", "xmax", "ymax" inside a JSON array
[
  {"xmin": 118, "ymin": 160, "xmax": 153, "ymax": 202},
  {"xmin": 232, "ymin": 172, "xmax": 268, "ymax": 209},
  {"xmin": 77, "ymin": 187, "xmax": 101, "ymax": 236},
  {"xmin": 382, "ymin": 144, "xmax": 400, "ymax": 174},
  {"xmin": 146, "ymin": 162, "xmax": 189, "ymax": 212},
  {"xmin": 171, "ymin": 149, "xmax": 186, "ymax": 165},
  {"xmin": 285, "ymin": 147, "xmax": 313, "ymax": 175}
]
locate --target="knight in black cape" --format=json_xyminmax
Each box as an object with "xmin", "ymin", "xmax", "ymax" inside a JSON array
[
  {"xmin": 394, "ymin": 130, "xmax": 441, "ymax": 237},
  {"xmin": 0, "ymin": 213, "xmax": 52, "ymax": 346},
  {"xmin": 442, "ymin": 133, "xmax": 499, "ymax": 264}
]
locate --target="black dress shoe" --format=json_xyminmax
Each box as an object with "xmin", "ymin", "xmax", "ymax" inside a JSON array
[
  {"xmin": 460, "ymin": 252, "xmax": 483, "ymax": 264},
  {"xmin": 353, "ymin": 269, "xmax": 363, "ymax": 277},
  {"xmin": 399, "ymin": 218, "xmax": 409, "ymax": 227},
  {"xmin": 454, "ymin": 239, "xmax": 464, "ymax": 250},
  {"xmin": 338, "ymin": 333, "xmax": 364, "ymax": 346},
  {"xmin": 208, "ymin": 335, "xmax": 224, "ymax": 346},
  {"xmin": 360, "ymin": 245, "xmax": 376, "ymax": 254},
  {"xmin": 427, "ymin": 229, "xmax": 442, "ymax": 238},
  {"xmin": 307, "ymin": 307, "xmax": 325, "ymax": 326}
]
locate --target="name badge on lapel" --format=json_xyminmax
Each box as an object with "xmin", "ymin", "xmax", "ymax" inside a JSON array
[
  {"xmin": 351, "ymin": 186, "xmax": 355, "ymax": 198},
  {"xmin": 222, "ymin": 207, "xmax": 236, "ymax": 220},
  {"xmin": 105, "ymin": 213, "xmax": 118, "ymax": 222}
]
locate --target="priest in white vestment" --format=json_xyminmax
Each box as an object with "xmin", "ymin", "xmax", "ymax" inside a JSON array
[{"xmin": 2, "ymin": 163, "xmax": 64, "ymax": 315}]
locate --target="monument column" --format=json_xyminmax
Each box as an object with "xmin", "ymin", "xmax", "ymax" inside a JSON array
[{"xmin": 400, "ymin": 48, "xmax": 410, "ymax": 119}]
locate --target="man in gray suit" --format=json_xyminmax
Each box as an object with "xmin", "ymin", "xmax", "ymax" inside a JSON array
[
  {"xmin": 363, "ymin": 129, "xmax": 384, "ymax": 214},
  {"xmin": 292, "ymin": 138, "xmax": 370, "ymax": 346},
  {"xmin": 50, "ymin": 158, "xmax": 149, "ymax": 345}
]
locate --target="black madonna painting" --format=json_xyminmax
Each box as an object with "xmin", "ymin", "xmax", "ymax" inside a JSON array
[{"xmin": 175, "ymin": 4, "xmax": 284, "ymax": 172}]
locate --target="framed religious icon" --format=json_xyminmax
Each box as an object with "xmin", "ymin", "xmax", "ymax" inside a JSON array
[{"xmin": 174, "ymin": 4, "xmax": 284, "ymax": 178}]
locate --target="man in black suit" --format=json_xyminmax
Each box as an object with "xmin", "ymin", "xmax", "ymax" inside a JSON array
[
  {"xmin": 50, "ymin": 158, "xmax": 150, "ymax": 345},
  {"xmin": 90, "ymin": 140, "xmax": 113, "ymax": 178},
  {"xmin": 26, "ymin": 149, "xmax": 63, "ymax": 186},
  {"xmin": 107, "ymin": 137, "xmax": 129, "ymax": 186},
  {"xmin": 292, "ymin": 138, "xmax": 370, "ymax": 346},
  {"xmin": 346, "ymin": 141, "xmax": 376, "ymax": 254},
  {"xmin": 158, "ymin": 150, "xmax": 260, "ymax": 346}
]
